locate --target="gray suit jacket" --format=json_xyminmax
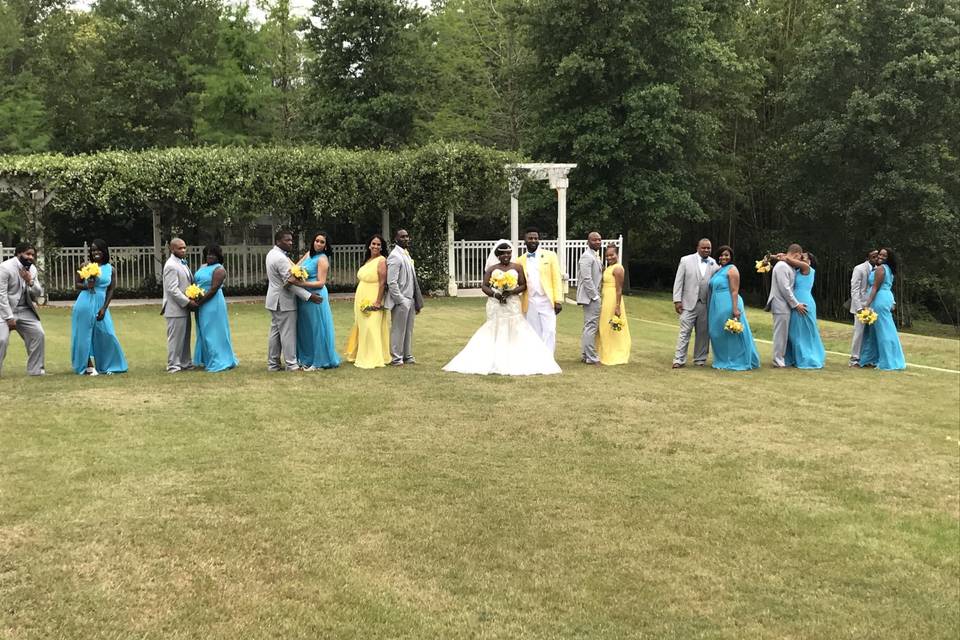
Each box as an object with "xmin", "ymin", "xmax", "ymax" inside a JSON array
[
  {"xmin": 0, "ymin": 256, "xmax": 43, "ymax": 320},
  {"xmin": 672, "ymin": 253, "xmax": 718, "ymax": 311},
  {"xmin": 849, "ymin": 260, "xmax": 872, "ymax": 314},
  {"xmin": 384, "ymin": 246, "xmax": 423, "ymax": 311},
  {"xmin": 265, "ymin": 246, "xmax": 311, "ymax": 312},
  {"xmin": 576, "ymin": 248, "xmax": 603, "ymax": 304},
  {"xmin": 765, "ymin": 260, "xmax": 800, "ymax": 313},
  {"xmin": 161, "ymin": 254, "xmax": 194, "ymax": 318}
]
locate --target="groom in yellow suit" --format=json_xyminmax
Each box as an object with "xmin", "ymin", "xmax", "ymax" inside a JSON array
[{"xmin": 517, "ymin": 227, "xmax": 564, "ymax": 352}]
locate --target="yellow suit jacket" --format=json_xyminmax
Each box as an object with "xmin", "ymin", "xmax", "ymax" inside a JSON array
[{"xmin": 517, "ymin": 249, "xmax": 564, "ymax": 313}]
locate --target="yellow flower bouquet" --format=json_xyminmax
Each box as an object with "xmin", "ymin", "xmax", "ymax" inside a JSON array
[
  {"xmin": 185, "ymin": 283, "xmax": 205, "ymax": 301},
  {"xmin": 856, "ymin": 307, "xmax": 878, "ymax": 325},
  {"xmin": 290, "ymin": 262, "xmax": 308, "ymax": 281},
  {"xmin": 755, "ymin": 256, "xmax": 772, "ymax": 273},
  {"xmin": 488, "ymin": 269, "xmax": 507, "ymax": 290},
  {"xmin": 359, "ymin": 299, "xmax": 377, "ymax": 315},
  {"xmin": 608, "ymin": 316, "xmax": 624, "ymax": 332},
  {"xmin": 77, "ymin": 262, "xmax": 101, "ymax": 280},
  {"xmin": 489, "ymin": 268, "xmax": 518, "ymax": 292},
  {"xmin": 724, "ymin": 318, "xmax": 744, "ymax": 334}
]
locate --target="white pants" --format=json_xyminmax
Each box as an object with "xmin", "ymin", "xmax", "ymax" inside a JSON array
[{"xmin": 526, "ymin": 295, "xmax": 556, "ymax": 352}]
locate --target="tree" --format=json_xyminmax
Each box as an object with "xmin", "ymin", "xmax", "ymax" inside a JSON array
[
  {"xmin": 79, "ymin": 0, "xmax": 222, "ymax": 150},
  {"xmin": 258, "ymin": 0, "xmax": 307, "ymax": 141},
  {"xmin": 423, "ymin": 0, "xmax": 529, "ymax": 149},
  {"xmin": 0, "ymin": 0, "xmax": 56, "ymax": 153},
  {"xmin": 303, "ymin": 0, "xmax": 429, "ymax": 148},
  {"xmin": 774, "ymin": 0, "xmax": 960, "ymax": 321},
  {"xmin": 196, "ymin": 4, "xmax": 274, "ymax": 144},
  {"xmin": 519, "ymin": 0, "xmax": 754, "ymax": 258}
]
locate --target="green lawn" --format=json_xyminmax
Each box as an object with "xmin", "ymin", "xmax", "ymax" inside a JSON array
[{"xmin": 2, "ymin": 294, "xmax": 958, "ymax": 639}]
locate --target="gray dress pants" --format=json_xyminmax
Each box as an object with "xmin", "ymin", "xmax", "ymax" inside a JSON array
[
  {"xmin": 771, "ymin": 313, "xmax": 791, "ymax": 367},
  {"xmin": 0, "ymin": 311, "xmax": 45, "ymax": 376},
  {"xmin": 165, "ymin": 316, "xmax": 193, "ymax": 372},
  {"xmin": 267, "ymin": 309, "xmax": 299, "ymax": 371},
  {"xmin": 581, "ymin": 299, "xmax": 600, "ymax": 363},
  {"xmin": 849, "ymin": 316, "xmax": 865, "ymax": 364},
  {"xmin": 390, "ymin": 301, "xmax": 416, "ymax": 364},
  {"xmin": 673, "ymin": 301, "xmax": 709, "ymax": 365}
]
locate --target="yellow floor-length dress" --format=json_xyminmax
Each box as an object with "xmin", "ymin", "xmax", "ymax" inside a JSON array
[
  {"xmin": 597, "ymin": 264, "xmax": 631, "ymax": 365},
  {"xmin": 343, "ymin": 256, "xmax": 391, "ymax": 368}
]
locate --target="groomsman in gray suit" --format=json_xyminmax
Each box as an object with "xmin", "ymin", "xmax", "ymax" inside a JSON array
[
  {"xmin": 672, "ymin": 238, "xmax": 719, "ymax": 368},
  {"xmin": 848, "ymin": 248, "xmax": 879, "ymax": 366},
  {"xmin": 161, "ymin": 238, "xmax": 198, "ymax": 373},
  {"xmin": 384, "ymin": 229, "xmax": 423, "ymax": 366},
  {"xmin": 0, "ymin": 241, "xmax": 45, "ymax": 377},
  {"xmin": 577, "ymin": 231, "xmax": 603, "ymax": 365},
  {"xmin": 265, "ymin": 229, "xmax": 320, "ymax": 371},
  {"xmin": 765, "ymin": 243, "xmax": 808, "ymax": 367}
]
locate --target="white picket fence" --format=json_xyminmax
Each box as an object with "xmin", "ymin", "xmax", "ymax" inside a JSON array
[{"xmin": 0, "ymin": 236, "xmax": 622, "ymax": 292}]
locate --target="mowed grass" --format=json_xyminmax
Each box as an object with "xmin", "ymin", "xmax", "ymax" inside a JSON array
[{"xmin": 1, "ymin": 293, "xmax": 958, "ymax": 639}]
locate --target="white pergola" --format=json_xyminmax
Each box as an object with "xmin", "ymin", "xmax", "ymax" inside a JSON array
[
  {"xmin": 507, "ymin": 162, "xmax": 577, "ymax": 275},
  {"xmin": 437, "ymin": 162, "xmax": 577, "ymax": 296}
]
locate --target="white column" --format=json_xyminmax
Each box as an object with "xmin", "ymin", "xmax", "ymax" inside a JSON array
[
  {"xmin": 446, "ymin": 210, "xmax": 457, "ymax": 296},
  {"xmin": 29, "ymin": 189, "xmax": 54, "ymax": 304},
  {"xmin": 152, "ymin": 206, "xmax": 163, "ymax": 284},
  {"xmin": 381, "ymin": 210, "xmax": 390, "ymax": 241},
  {"xmin": 552, "ymin": 174, "xmax": 569, "ymax": 295},
  {"xmin": 508, "ymin": 172, "xmax": 522, "ymax": 257}
]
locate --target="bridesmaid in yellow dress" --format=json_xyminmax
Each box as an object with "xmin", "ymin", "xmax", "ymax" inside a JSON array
[
  {"xmin": 344, "ymin": 234, "xmax": 391, "ymax": 368},
  {"xmin": 597, "ymin": 244, "xmax": 632, "ymax": 365}
]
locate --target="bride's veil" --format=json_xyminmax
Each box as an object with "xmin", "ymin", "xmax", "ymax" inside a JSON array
[{"xmin": 485, "ymin": 239, "xmax": 513, "ymax": 270}]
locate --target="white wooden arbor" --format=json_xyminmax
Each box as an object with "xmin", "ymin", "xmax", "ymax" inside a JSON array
[
  {"xmin": 507, "ymin": 162, "xmax": 577, "ymax": 281},
  {"xmin": 414, "ymin": 162, "xmax": 578, "ymax": 297}
]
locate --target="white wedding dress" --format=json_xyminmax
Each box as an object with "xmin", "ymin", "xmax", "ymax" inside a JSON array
[{"xmin": 443, "ymin": 269, "xmax": 562, "ymax": 376}]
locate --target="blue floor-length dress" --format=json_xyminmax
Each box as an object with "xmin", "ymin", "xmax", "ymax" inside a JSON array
[
  {"xmin": 297, "ymin": 253, "xmax": 340, "ymax": 369},
  {"xmin": 859, "ymin": 268, "xmax": 906, "ymax": 370},
  {"xmin": 784, "ymin": 268, "xmax": 826, "ymax": 369},
  {"xmin": 707, "ymin": 265, "xmax": 760, "ymax": 370},
  {"xmin": 193, "ymin": 263, "xmax": 239, "ymax": 372},
  {"xmin": 70, "ymin": 263, "xmax": 128, "ymax": 374}
]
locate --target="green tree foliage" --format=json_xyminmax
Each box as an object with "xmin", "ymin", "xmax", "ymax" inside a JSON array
[
  {"xmin": 196, "ymin": 3, "xmax": 274, "ymax": 144},
  {"xmin": 303, "ymin": 0, "xmax": 429, "ymax": 148},
  {"xmin": 258, "ymin": 0, "xmax": 307, "ymax": 141},
  {"xmin": 423, "ymin": 0, "xmax": 529, "ymax": 149},
  {"xmin": 0, "ymin": 143, "xmax": 519, "ymax": 290},
  {"xmin": 518, "ymin": 0, "xmax": 753, "ymax": 254},
  {"xmin": 774, "ymin": 0, "xmax": 960, "ymax": 321},
  {"xmin": 0, "ymin": 0, "xmax": 57, "ymax": 153}
]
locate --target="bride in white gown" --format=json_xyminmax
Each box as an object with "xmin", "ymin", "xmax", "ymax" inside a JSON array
[{"xmin": 443, "ymin": 241, "xmax": 562, "ymax": 376}]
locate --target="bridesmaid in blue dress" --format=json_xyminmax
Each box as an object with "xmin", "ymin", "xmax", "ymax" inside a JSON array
[
  {"xmin": 193, "ymin": 244, "xmax": 239, "ymax": 372},
  {"xmin": 707, "ymin": 246, "xmax": 760, "ymax": 370},
  {"xmin": 295, "ymin": 232, "xmax": 341, "ymax": 370},
  {"xmin": 859, "ymin": 248, "xmax": 906, "ymax": 370},
  {"xmin": 779, "ymin": 251, "xmax": 826, "ymax": 368},
  {"xmin": 70, "ymin": 239, "xmax": 128, "ymax": 375}
]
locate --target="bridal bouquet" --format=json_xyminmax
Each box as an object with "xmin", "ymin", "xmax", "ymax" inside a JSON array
[
  {"xmin": 489, "ymin": 269, "xmax": 518, "ymax": 292},
  {"xmin": 185, "ymin": 284, "xmax": 205, "ymax": 301},
  {"xmin": 608, "ymin": 316, "xmax": 624, "ymax": 332},
  {"xmin": 290, "ymin": 262, "xmax": 308, "ymax": 281},
  {"xmin": 77, "ymin": 262, "xmax": 101, "ymax": 280},
  {"xmin": 856, "ymin": 307, "xmax": 878, "ymax": 325},
  {"xmin": 755, "ymin": 255, "xmax": 772, "ymax": 273},
  {"xmin": 724, "ymin": 318, "xmax": 744, "ymax": 334}
]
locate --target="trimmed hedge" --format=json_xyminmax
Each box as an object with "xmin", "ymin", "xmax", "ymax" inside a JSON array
[{"xmin": 0, "ymin": 143, "xmax": 522, "ymax": 291}]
